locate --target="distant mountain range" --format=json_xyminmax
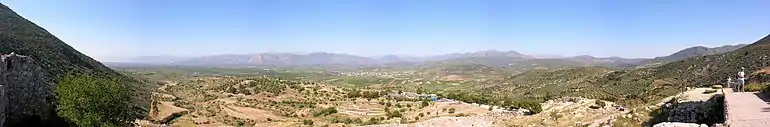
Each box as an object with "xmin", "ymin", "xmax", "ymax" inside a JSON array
[{"xmin": 109, "ymin": 44, "xmax": 746, "ymax": 69}]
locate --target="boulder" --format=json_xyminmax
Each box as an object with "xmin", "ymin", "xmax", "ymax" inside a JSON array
[{"xmin": 652, "ymin": 122, "xmax": 702, "ymax": 127}]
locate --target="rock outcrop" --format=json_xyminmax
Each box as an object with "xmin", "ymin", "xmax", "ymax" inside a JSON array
[
  {"xmin": 653, "ymin": 122, "xmax": 708, "ymax": 127},
  {"xmin": 0, "ymin": 53, "xmax": 55, "ymax": 126},
  {"xmin": 0, "ymin": 83, "xmax": 6, "ymax": 127}
]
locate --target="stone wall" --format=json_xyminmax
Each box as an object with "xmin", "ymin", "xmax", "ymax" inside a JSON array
[
  {"xmin": 660, "ymin": 94, "xmax": 725, "ymax": 125},
  {"xmin": 0, "ymin": 53, "xmax": 55, "ymax": 126},
  {"xmin": 0, "ymin": 84, "xmax": 6, "ymax": 126}
]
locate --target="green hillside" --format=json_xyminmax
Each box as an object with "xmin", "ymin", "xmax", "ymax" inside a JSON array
[
  {"xmin": 482, "ymin": 34, "xmax": 770, "ymax": 106},
  {"xmin": 0, "ymin": 3, "xmax": 152, "ymax": 126}
]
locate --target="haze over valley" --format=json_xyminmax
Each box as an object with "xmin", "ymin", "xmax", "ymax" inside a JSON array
[{"xmin": 2, "ymin": 0, "xmax": 770, "ymax": 127}]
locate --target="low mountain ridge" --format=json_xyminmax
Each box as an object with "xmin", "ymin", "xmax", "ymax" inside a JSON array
[
  {"xmin": 645, "ymin": 44, "xmax": 747, "ymax": 64},
  {"xmin": 649, "ymin": 35, "xmax": 769, "ymax": 86},
  {"xmin": 171, "ymin": 52, "xmax": 378, "ymax": 67},
  {"xmin": 129, "ymin": 50, "xmax": 627, "ymax": 68}
]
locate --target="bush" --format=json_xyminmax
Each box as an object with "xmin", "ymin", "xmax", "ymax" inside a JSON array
[
  {"xmin": 503, "ymin": 99, "xmax": 543, "ymax": 115},
  {"xmin": 595, "ymin": 100, "xmax": 607, "ymax": 108},
  {"xmin": 448, "ymin": 108, "xmax": 456, "ymax": 114},
  {"xmin": 313, "ymin": 107, "xmax": 338, "ymax": 117},
  {"xmin": 55, "ymin": 73, "xmax": 136, "ymax": 126},
  {"xmin": 744, "ymin": 83, "xmax": 765, "ymax": 92},
  {"xmin": 764, "ymin": 84, "xmax": 770, "ymax": 92},
  {"xmin": 363, "ymin": 117, "xmax": 379, "ymax": 125},
  {"xmin": 303, "ymin": 119, "xmax": 314, "ymax": 125},
  {"xmin": 386, "ymin": 110, "xmax": 403, "ymax": 118}
]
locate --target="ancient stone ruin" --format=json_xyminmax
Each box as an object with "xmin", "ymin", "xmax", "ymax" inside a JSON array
[{"xmin": 0, "ymin": 52, "xmax": 55, "ymax": 126}]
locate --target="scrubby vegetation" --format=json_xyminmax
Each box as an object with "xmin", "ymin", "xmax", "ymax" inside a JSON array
[
  {"xmin": 744, "ymin": 83, "xmax": 767, "ymax": 92},
  {"xmin": 313, "ymin": 107, "xmax": 338, "ymax": 117},
  {"xmin": 55, "ymin": 73, "xmax": 137, "ymax": 126}
]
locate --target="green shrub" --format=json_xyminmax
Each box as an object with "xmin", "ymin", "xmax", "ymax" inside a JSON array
[
  {"xmin": 595, "ymin": 100, "xmax": 606, "ymax": 108},
  {"xmin": 502, "ymin": 99, "xmax": 543, "ymax": 115},
  {"xmin": 55, "ymin": 73, "xmax": 135, "ymax": 126},
  {"xmin": 236, "ymin": 120, "xmax": 245, "ymax": 126},
  {"xmin": 448, "ymin": 108, "xmax": 456, "ymax": 114},
  {"xmin": 302, "ymin": 119, "xmax": 314, "ymax": 125},
  {"xmin": 313, "ymin": 107, "xmax": 338, "ymax": 117},
  {"xmin": 744, "ymin": 83, "xmax": 765, "ymax": 92},
  {"xmin": 455, "ymin": 113, "xmax": 470, "ymax": 117},
  {"xmin": 764, "ymin": 83, "xmax": 770, "ymax": 92},
  {"xmin": 386, "ymin": 110, "xmax": 403, "ymax": 118}
]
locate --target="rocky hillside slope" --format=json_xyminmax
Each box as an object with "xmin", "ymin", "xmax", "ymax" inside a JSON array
[{"xmin": 0, "ymin": 3, "xmax": 152, "ymax": 126}]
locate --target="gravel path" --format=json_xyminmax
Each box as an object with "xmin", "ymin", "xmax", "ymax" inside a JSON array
[{"xmin": 724, "ymin": 89, "xmax": 770, "ymax": 127}]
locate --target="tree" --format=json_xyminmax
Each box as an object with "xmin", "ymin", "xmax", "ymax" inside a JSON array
[{"xmin": 55, "ymin": 73, "xmax": 136, "ymax": 126}]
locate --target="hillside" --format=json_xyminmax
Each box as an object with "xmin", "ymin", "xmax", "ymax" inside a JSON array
[
  {"xmin": 647, "ymin": 35, "xmax": 769, "ymax": 87},
  {"xmin": 0, "ymin": 3, "xmax": 152, "ymax": 125},
  {"xmin": 481, "ymin": 67, "xmax": 625, "ymax": 100},
  {"xmin": 482, "ymin": 34, "xmax": 768, "ymax": 106},
  {"xmin": 644, "ymin": 44, "xmax": 747, "ymax": 65}
]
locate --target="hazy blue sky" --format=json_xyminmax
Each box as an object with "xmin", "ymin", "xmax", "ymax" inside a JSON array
[{"xmin": 3, "ymin": 0, "xmax": 770, "ymax": 61}]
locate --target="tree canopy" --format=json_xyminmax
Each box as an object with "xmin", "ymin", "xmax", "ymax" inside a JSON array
[{"xmin": 55, "ymin": 73, "xmax": 136, "ymax": 126}]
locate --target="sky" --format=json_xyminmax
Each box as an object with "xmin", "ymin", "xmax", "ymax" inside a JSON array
[{"xmin": 3, "ymin": 0, "xmax": 770, "ymax": 61}]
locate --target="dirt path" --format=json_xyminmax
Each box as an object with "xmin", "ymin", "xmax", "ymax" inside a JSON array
[{"xmin": 724, "ymin": 89, "xmax": 770, "ymax": 127}]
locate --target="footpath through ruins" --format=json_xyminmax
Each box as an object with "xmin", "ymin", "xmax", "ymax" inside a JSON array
[
  {"xmin": 723, "ymin": 88, "xmax": 770, "ymax": 127},
  {"xmin": 722, "ymin": 67, "xmax": 770, "ymax": 127}
]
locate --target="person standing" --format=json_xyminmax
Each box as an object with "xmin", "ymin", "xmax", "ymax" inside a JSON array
[
  {"xmin": 738, "ymin": 67, "xmax": 746, "ymax": 92},
  {"xmin": 727, "ymin": 77, "xmax": 732, "ymax": 89}
]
